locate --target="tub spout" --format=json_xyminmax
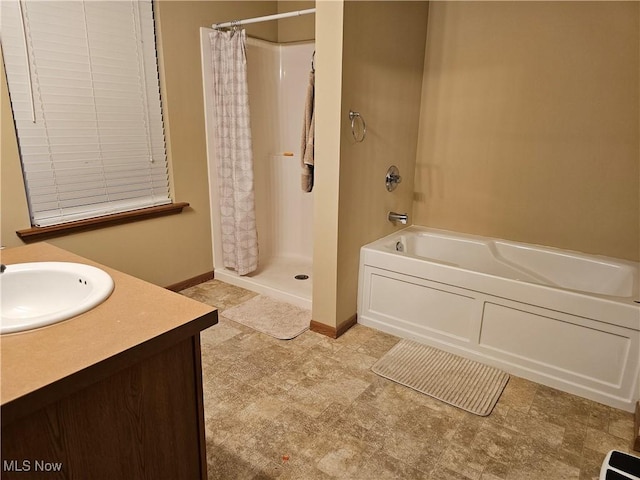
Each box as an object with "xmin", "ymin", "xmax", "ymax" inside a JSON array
[{"xmin": 388, "ymin": 212, "xmax": 408, "ymax": 225}]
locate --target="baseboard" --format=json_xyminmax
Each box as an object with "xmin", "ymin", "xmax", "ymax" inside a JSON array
[
  {"xmin": 165, "ymin": 271, "xmax": 214, "ymax": 292},
  {"xmin": 634, "ymin": 401, "xmax": 640, "ymax": 452},
  {"xmin": 310, "ymin": 314, "xmax": 357, "ymax": 339}
]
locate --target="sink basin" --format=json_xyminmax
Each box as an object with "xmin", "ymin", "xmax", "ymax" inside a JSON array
[{"xmin": 1, "ymin": 262, "xmax": 114, "ymax": 334}]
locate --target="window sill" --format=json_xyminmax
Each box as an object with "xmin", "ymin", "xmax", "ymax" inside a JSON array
[{"xmin": 16, "ymin": 202, "xmax": 190, "ymax": 242}]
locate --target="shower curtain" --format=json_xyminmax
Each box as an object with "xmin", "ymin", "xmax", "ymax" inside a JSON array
[{"xmin": 209, "ymin": 29, "xmax": 258, "ymax": 276}]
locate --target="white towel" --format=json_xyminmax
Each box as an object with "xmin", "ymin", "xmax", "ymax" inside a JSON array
[{"xmin": 301, "ymin": 71, "xmax": 314, "ymax": 192}]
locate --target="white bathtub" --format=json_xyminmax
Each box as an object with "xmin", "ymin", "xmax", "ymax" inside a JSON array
[{"xmin": 357, "ymin": 226, "xmax": 640, "ymax": 411}]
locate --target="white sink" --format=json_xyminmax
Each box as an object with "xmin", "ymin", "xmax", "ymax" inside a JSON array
[{"xmin": 1, "ymin": 262, "xmax": 115, "ymax": 334}]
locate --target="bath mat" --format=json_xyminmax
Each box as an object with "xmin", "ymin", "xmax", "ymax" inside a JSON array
[
  {"xmin": 372, "ymin": 339, "xmax": 509, "ymax": 416},
  {"xmin": 221, "ymin": 295, "xmax": 310, "ymax": 340}
]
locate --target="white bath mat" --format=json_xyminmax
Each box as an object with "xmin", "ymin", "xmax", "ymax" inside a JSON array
[
  {"xmin": 221, "ymin": 295, "xmax": 310, "ymax": 340},
  {"xmin": 372, "ymin": 339, "xmax": 509, "ymax": 416}
]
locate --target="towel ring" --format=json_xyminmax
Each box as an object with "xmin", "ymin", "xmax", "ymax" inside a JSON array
[{"xmin": 349, "ymin": 110, "xmax": 366, "ymax": 143}]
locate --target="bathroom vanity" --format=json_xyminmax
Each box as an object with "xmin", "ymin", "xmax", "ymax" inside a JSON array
[{"xmin": 1, "ymin": 243, "xmax": 217, "ymax": 479}]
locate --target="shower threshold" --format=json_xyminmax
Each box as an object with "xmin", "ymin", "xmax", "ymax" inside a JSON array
[{"xmin": 214, "ymin": 255, "xmax": 312, "ymax": 310}]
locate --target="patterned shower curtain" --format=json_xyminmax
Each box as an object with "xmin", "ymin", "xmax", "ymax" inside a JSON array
[{"xmin": 209, "ymin": 29, "xmax": 258, "ymax": 276}]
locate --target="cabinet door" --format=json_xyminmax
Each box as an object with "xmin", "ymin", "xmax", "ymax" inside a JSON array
[{"xmin": 2, "ymin": 336, "xmax": 207, "ymax": 480}]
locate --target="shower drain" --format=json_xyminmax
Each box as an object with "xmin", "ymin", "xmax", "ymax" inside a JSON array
[{"xmin": 294, "ymin": 274, "xmax": 309, "ymax": 280}]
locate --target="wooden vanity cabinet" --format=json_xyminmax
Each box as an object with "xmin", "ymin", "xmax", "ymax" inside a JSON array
[
  {"xmin": 1, "ymin": 329, "xmax": 215, "ymax": 480},
  {"xmin": 1, "ymin": 243, "xmax": 218, "ymax": 480}
]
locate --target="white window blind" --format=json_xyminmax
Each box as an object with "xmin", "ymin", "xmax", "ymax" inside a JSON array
[{"xmin": 1, "ymin": 0, "xmax": 170, "ymax": 227}]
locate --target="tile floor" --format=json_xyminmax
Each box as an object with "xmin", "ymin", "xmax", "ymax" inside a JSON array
[{"xmin": 180, "ymin": 279, "xmax": 637, "ymax": 480}]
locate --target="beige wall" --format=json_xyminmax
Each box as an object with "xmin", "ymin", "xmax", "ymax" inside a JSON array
[
  {"xmin": 199, "ymin": 1, "xmax": 279, "ymax": 41},
  {"xmin": 0, "ymin": 1, "xmax": 278, "ymax": 286},
  {"xmin": 414, "ymin": 1, "xmax": 640, "ymax": 261},
  {"xmin": 1, "ymin": 58, "xmax": 31, "ymax": 251},
  {"xmin": 336, "ymin": 1, "xmax": 429, "ymax": 326},
  {"xmin": 278, "ymin": 1, "xmax": 315, "ymax": 43},
  {"xmin": 312, "ymin": 0, "xmax": 344, "ymax": 328},
  {"xmin": 311, "ymin": 1, "xmax": 429, "ymax": 329}
]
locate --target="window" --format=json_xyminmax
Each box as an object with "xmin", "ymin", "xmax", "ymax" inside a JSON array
[{"xmin": 1, "ymin": 0, "xmax": 170, "ymax": 228}]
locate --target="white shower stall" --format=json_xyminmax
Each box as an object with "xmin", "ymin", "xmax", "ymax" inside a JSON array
[{"xmin": 200, "ymin": 30, "xmax": 314, "ymax": 309}]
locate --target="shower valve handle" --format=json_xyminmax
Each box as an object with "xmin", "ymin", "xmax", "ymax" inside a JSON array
[
  {"xmin": 388, "ymin": 173, "xmax": 402, "ymax": 184},
  {"xmin": 385, "ymin": 165, "xmax": 402, "ymax": 192}
]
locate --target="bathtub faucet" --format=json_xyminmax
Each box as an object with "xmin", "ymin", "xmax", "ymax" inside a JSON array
[{"xmin": 388, "ymin": 212, "xmax": 408, "ymax": 225}]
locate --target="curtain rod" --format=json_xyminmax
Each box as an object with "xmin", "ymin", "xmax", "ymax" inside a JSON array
[{"xmin": 212, "ymin": 8, "xmax": 316, "ymax": 30}]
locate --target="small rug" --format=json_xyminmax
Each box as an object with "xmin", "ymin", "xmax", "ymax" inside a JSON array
[
  {"xmin": 221, "ymin": 295, "xmax": 310, "ymax": 340},
  {"xmin": 372, "ymin": 339, "xmax": 509, "ymax": 416}
]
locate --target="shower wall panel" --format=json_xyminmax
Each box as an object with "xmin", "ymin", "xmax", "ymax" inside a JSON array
[
  {"xmin": 246, "ymin": 40, "xmax": 279, "ymax": 264},
  {"xmin": 246, "ymin": 38, "xmax": 314, "ymax": 264}
]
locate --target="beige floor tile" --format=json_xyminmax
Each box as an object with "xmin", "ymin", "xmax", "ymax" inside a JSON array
[
  {"xmin": 528, "ymin": 385, "xmax": 593, "ymax": 428},
  {"xmin": 588, "ymin": 402, "xmax": 612, "ymax": 431},
  {"xmin": 471, "ymin": 422, "xmax": 521, "ymax": 465},
  {"xmin": 481, "ymin": 458, "xmax": 510, "ymax": 479},
  {"xmin": 315, "ymin": 446, "xmax": 370, "ymax": 478},
  {"xmin": 437, "ymin": 443, "xmax": 485, "ymax": 479},
  {"xmin": 580, "ymin": 447, "xmax": 607, "ymax": 480},
  {"xmin": 286, "ymin": 383, "xmax": 336, "ymax": 418},
  {"xmin": 334, "ymin": 323, "xmax": 378, "ymax": 348},
  {"xmin": 497, "ymin": 376, "xmax": 539, "ymax": 412},
  {"xmin": 429, "ymin": 464, "xmax": 482, "ymax": 480},
  {"xmin": 356, "ymin": 329, "xmax": 401, "ymax": 358},
  {"xmin": 502, "ymin": 408, "xmax": 566, "ymax": 448},
  {"xmin": 507, "ymin": 453, "xmax": 581, "ymax": 480},
  {"xmin": 608, "ymin": 408, "xmax": 636, "ymax": 440},
  {"xmin": 180, "ymin": 279, "xmax": 637, "ymax": 480},
  {"xmin": 330, "ymin": 346, "xmax": 379, "ymax": 372},
  {"xmin": 481, "ymin": 474, "xmax": 508, "ymax": 480},
  {"xmin": 584, "ymin": 427, "xmax": 632, "ymax": 455},
  {"xmin": 359, "ymin": 450, "xmax": 431, "ymax": 479},
  {"xmin": 182, "ymin": 279, "xmax": 258, "ymax": 311},
  {"xmin": 277, "ymin": 464, "xmax": 335, "ymax": 480}
]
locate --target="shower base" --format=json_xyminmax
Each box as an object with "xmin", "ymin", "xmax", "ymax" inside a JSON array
[{"xmin": 214, "ymin": 255, "xmax": 312, "ymax": 310}]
